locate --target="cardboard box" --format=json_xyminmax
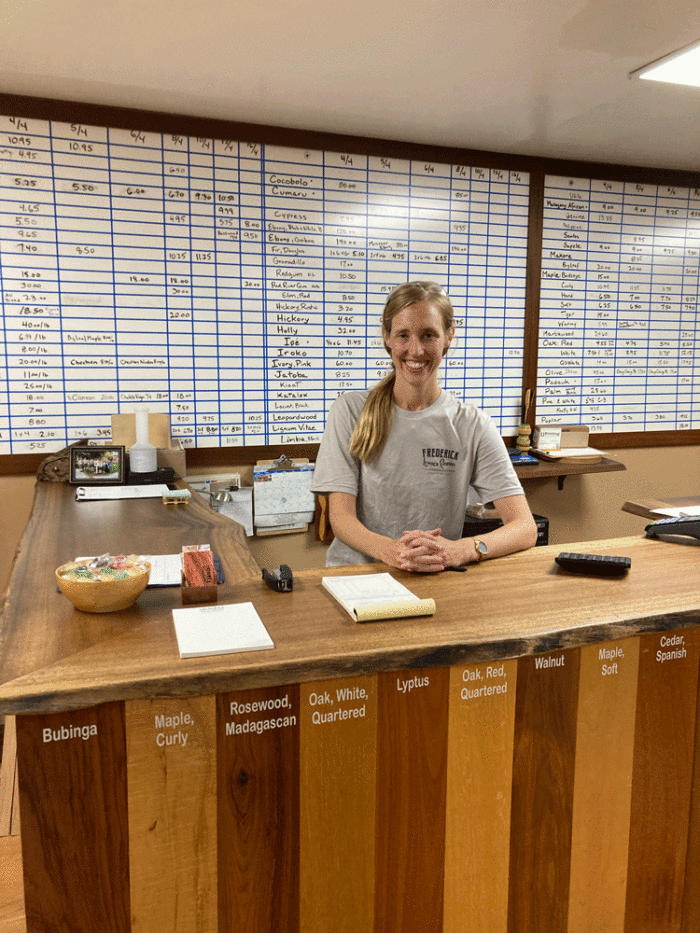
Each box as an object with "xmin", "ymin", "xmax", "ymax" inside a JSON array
[
  {"xmin": 533, "ymin": 424, "xmax": 590, "ymax": 451},
  {"xmin": 532, "ymin": 426, "xmax": 562, "ymax": 451},
  {"xmin": 156, "ymin": 438, "xmax": 186, "ymax": 478},
  {"xmin": 111, "ymin": 413, "xmax": 186, "ymax": 478},
  {"xmin": 560, "ymin": 424, "xmax": 590, "ymax": 448},
  {"xmin": 111, "ymin": 412, "xmax": 171, "ymax": 449}
]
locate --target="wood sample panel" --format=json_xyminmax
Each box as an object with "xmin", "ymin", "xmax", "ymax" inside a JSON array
[
  {"xmin": 625, "ymin": 629, "xmax": 700, "ymax": 933},
  {"xmin": 508, "ymin": 647, "xmax": 581, "ymax": 933},
  {"xmin": 16, "ymin": 702, "xmax": 130, "ymax": 933},
  {"xmin": 568, "ymin": 638, "xmax": 639, "ymax": 933},
  {"xmin": 299, "ymin": 675, "xmax": 377, "ymax": 933},
  {"xmin": 374, "ymin": 667, "xmax": 449, "ymax": 933},
  {"xmin": 444, "ymin": 659, "xmax": 517, "ymax": 933},
  {"xmin": 15, "ymin": 629, "xmax": 700, "ymax": 932},
  {"xmin": 125, "ymin": 696, "xmax": 217, "ymax": 933},
  {"xmin": 217, "ymin": 685, "xmax": 300, "ymax": 933}
]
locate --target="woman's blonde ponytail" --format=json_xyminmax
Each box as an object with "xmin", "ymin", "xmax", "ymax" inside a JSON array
[{"xmin": 348, "ymin": 370, "xmax": 396, "ymax": 462}]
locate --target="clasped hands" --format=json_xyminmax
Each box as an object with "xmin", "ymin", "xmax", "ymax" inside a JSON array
[{"xmin": 393, "ymin": 528, "xmax": 464, "ymax": 573}]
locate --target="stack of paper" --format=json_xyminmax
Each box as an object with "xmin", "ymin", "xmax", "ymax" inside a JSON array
[
  {"xmin": 172, "ymin": 602, "xmax": 274, "ymax": 658},
  {"xmin": 322, "ymin": 573, "xmax": 435, "ymax": 623},
  {"xmin": 532, "ymin": 447, "xmax": 604, "ymax": 464}
]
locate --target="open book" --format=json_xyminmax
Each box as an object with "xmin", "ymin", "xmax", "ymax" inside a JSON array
[{"xmin": 322, "ymin": 573, "xmax": 435, "ymax": 623}]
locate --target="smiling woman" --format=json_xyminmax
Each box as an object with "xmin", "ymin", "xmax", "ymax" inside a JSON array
[{"xmin": 311, "ymin": 281, "xmax": 538, "ymax": 572}]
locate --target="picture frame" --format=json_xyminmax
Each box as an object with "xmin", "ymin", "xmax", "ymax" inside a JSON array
[{"xmin": 69, "ymin": 445, "xmax": 126, "ymax": 485}]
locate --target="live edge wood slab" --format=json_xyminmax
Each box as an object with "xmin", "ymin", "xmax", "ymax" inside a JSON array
[
  {"xmin": 1, "ymin": 482, "xmax": 698, "ymax": 716},
  {"xmin": 4, "ymin": 483, "xmax": 700, "ymax": 933}
]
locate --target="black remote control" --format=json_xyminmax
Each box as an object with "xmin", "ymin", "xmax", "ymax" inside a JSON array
[
  {"xmin": 645, "ymin": 515, "xmax": 700, "ymax": 541},
  {"xmin": 555, "ymin": 552, "xmax": 631, "ymax": 576}
]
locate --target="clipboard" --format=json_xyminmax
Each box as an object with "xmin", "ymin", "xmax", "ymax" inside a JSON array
[{"xmin": 253, "ymin": 455, "xmax": 315, "ymax": 536}]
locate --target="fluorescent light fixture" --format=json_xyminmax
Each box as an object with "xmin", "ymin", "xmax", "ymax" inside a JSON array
[{"xmin": 630, "ymin": 39, "xmax": 700, "ymax": 88}]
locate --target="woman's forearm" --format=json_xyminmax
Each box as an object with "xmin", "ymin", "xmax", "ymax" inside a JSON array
[
  {"xmin": 458, "ymin": 495, "xmax": 537, "ymax": 563},
  {"xmin": 328, "ymin": 492, "xmax": 401, "ymax": 566}
]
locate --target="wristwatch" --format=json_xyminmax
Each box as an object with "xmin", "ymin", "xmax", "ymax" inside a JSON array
[{"xmin": 473, "ymin": 538, "xmax": 488, "ymax": 563}]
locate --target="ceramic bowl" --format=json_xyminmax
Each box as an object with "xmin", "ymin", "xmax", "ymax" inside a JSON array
[{"xmin": 55, "ymin": 558, "xmax": 151, "ymax": 613}]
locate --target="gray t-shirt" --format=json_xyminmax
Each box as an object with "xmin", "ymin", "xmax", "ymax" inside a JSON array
[{"xmin": 311, "ymin": 389, "xmax": 525, "ymax": 566}]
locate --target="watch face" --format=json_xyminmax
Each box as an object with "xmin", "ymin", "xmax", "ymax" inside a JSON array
[{"xmin": 476, "ymin": 540, "xmax": 488, "ymax": 556}]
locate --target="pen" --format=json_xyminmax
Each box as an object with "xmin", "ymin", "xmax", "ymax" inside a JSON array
[{"xmin": 444, "ymin": 565, "xmax": 467, "ymax": 572}]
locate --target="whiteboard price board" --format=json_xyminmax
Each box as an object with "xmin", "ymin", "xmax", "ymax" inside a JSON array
[
  {"xmin": 537, "ymin": 175, "xmax": 700, "ymax": 433},
  {"xmin": 0, "ymin": 113, "xmax": 529, "ymax": 455}
]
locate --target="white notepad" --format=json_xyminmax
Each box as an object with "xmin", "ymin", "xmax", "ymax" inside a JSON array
[
  {"xmin": 172, "ymin": 602, "xmax": 274, "ymax": 658},
  {"xmin": 75, "ymin": 483, "xmax": 171, "ymax": 500}
]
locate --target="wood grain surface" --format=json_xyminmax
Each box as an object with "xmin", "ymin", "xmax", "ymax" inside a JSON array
[
  {"xmin": 567, "ymin": 637, "xmax": 640, "ymax": 933},
  {"xmin": 508, "ymin": 647, "xmax": 580, "ymax": 933},
  {"xmin": 299, "ymin": 675, "xmax": 377, "ymax": 933},
  {"xmin": 2, "ymin": 486, "xmax": 699, "ymax": 716},
  {"xmin": 0, "ymin": 834, "xmax": 25, "ymax": 933},
  {"xmin": 443, "ymin": 659, "xmax": 517, "ymax": 933},
  {"xmin": 374, "ymin": 666, "xmax": 449, "ymax": 933},
  {"xmin": 0, "ymin": 717, "xmax": 19, "ymax": 837},
  {"xmin": 217, "ymin": 684, "xmax": 300, "ymax": 933},
  {"xmin": 0, "ymin": 481, "xmax": 259, "ymax": 708},
  {"xmin": 624, "ymin": 628, "xmax": 700, "ymax": 933},
  {"xmin": 125, "ymin": 696, "xmax": 217, "ymax": 933},
  {"xmin": 16, "ymin": 702, "xmax": 130, "ymax": 933},
  {"xmin": 681, "ymin": 655, "xmax": 700, "ymax": 932}
]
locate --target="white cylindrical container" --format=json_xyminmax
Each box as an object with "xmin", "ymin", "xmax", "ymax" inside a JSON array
[{"xmin": 130, "ymin": 407, "xmax": 157, "ymax": 473}]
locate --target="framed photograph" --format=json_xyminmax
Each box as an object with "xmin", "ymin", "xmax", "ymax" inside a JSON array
[{"xmin": 69, "ymin": 445, "xmax": 125, "ymax": 485}]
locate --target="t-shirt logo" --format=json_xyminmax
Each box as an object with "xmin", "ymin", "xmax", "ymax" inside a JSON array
[{"xmin": 422, "ymin": 448, "xmax": 459, "ymax": 472}]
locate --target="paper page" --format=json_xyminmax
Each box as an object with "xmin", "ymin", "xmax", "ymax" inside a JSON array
[
  {"xmin": 324, "ymin": 573, "xmax": 418, "ymax": 605},
  {"xmin": 255, "ymin": 511, "xmax": 314, "ymax": 528},
  {"xmin": 216, "ymin": 488, "xmax": 254, "ymax": 536},
  {"xmin": 75, "ymin": 484, "xmax": 171, "ymax": 501},
  {"xmin": 144, "ymin": 554, "xmax": 182, "ymax": 586},
  {"xmin": 172, "ymin": 602, "xmax": 274, "ymax": 658},
  {"xmin": 650, "ymin": 506, "xmax": 700, "ymax": 518},
  {"xmin": 253, "ymin": 465, "xmax": 315, "ymax": 517},
  {"xmin": 534, "ymin": 447, "xmax": 604, "ymax": 458}
]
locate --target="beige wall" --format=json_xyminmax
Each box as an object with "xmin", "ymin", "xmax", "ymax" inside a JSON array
[{"xmin": 1, "ymin": 444, "xmax": 698, "ymax": 594}]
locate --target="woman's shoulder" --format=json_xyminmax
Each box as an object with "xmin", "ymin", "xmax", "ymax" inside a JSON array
[
  {"xmin": 440, "ymin": 392, "xmax": 488, "ymax": 420},
  {"xmin": 329, "ymin": 388, "xmax": 371, "ymax": 418},
  {"xmin": 438, "ymin": 393, "xmax": 500, "ymax": 436}
]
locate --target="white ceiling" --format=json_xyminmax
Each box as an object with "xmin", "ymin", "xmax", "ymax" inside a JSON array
[{"xmin": 2, "ymin": 0, "xmax": 700, "ymax": 172}]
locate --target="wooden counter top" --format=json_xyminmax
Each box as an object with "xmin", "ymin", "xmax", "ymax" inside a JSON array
[
  {"xmin": 622, "ymin": 494, "xmax": 700, "ymax": 520},
  {"xmin": 2, "ymin": 483, "xmax": 699, "ymax": 714}
]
